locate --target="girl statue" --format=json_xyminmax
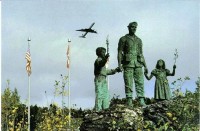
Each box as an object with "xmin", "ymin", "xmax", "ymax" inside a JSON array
[{"xmin": 144, "ymin": 59, "xmax": 176, "ymax": 101}]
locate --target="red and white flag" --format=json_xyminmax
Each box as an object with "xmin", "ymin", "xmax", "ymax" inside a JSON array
[{"xmin": 25, "ymin": 49, "xmax": 31, "ymax": 76}]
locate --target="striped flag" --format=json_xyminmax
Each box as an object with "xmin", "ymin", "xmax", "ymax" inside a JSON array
[
  {"xmin": 25, "ymin": 49, "xmax": 31, "ymax": 76},
  {"xmin": 67, "ymin": 44, "xmax": 70, "ymax": 68}
]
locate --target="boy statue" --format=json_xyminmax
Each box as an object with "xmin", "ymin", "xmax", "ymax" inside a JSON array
[{"xmin": 94, "ymin": 47, "xmax": 119, "ymax": 111}]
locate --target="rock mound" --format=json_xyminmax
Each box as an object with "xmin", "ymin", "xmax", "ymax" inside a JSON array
[
  {"xmin": 80, "ymin": 104, "xmax": 143, "ymax": 131},
  {"xmin": 80, "ymin": 95, "xmax": 199, "ymax": 131}
]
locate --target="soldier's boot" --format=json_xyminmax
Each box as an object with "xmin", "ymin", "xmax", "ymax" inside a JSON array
[
  {"xmin": 126, "ymin": 97, "xmax": 133, "ymax": 107},
  {"xmin": 139, "ymin": 97, "xmax": 146, "ymax": 107}
]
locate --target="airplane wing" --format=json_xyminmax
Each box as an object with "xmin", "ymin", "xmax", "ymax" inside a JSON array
[
  {"xmin": 89, "ymin": 22, "xmax": 95, "ymax": 29},
  {"xmin": 80, "ymin": 32, "xmax": 88, "ymax": 38}
]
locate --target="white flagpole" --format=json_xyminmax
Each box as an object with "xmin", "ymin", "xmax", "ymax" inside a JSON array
[
  {"xmin": 67, "ymin": 39, "xmax": 71, "ymax": 128},
  {"xmin": 28, "ymin": 75, "xmax": 30, "ymax": 131},
  {"xmin": 27, "ymin": 37, "xmax": 31, "ymax": 131},
  {"xmin": 68, "ymin": 66, "xmax": 71, "ymax": 128}
]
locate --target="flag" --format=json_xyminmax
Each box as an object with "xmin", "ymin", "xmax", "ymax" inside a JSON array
[
  {"xmin": 67, "ymin": 44, "xmax": 70, "ymax": 68},
  {"xmin": 25, "ymin": 50, "xmax": 31, "ymax": 76}
]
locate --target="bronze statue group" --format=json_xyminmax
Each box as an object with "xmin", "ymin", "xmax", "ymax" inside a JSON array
[{"xmin": 94, "ymin": 22, "xmax": 176, "ymax": 111}]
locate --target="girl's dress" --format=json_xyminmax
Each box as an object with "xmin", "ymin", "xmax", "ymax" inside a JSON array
[{"xmin": 151, "ymin": 69, "xmax": 171, "ymax": 100}]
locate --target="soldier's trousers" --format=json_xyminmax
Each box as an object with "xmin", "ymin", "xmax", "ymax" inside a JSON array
[
  {"xmin": 94, "ymin": 75, "xmax": 109, "ymax": 111},
  {"xmin": 123, "ymin": 67, "xmax": 144, "ymax": 98}
]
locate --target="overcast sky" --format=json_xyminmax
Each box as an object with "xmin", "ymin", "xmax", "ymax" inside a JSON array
[{"xmin": 1, "ymin": 0, "xmax": 199, "ymax": 109}]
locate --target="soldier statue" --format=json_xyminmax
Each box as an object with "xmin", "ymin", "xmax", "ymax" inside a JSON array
[
  {"xmin": 94, "ymin": 47, "xmax": 119, "ymax": 111},
  {"xmin": 117, "ymin": 22, "xmax": 148, "ymax": 107}
]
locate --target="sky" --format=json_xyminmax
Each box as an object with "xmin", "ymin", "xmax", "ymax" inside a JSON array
[{"xmin": 1, "ymin": 0, "xmax": 199, "ymax": 109}]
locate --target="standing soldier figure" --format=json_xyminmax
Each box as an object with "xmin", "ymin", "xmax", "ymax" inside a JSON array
[{"xmin": 118, "ymin": 22, "xmax": 148, "ymax": 107}]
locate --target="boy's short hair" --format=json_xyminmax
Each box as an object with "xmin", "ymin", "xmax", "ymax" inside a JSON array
[{"xmin": 96, "ymin": 47, "xmax": 106, "ymax": 56}]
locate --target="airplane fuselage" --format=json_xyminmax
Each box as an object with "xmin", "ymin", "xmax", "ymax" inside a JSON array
[{"xmin": 76, "ymin": 29, "xmax": 97, "ymax": 33}]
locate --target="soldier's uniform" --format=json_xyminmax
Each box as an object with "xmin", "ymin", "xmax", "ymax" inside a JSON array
[
  {"xmin": 118, "ymin": 33, "xmax": 146, "ymax": 106},
  {"xmin": 94, "ymin": 48, "xmax": 116, "ymax": 111}
]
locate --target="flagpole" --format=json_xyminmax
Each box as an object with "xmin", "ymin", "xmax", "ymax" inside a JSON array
[
  {"xmin": 28, "ymin": 75, "xmax": 30, "ymax": 131},
  {"xmin": 27, "ymin": 37, "xmax": 31, "ymax": 131},
  {"xmin": 68, "ymin": 66, "xmax": 71, "ymax": 128},
  {"xmin": 67, "ymin": 39, "xmax": 71, "ymax": 128}
]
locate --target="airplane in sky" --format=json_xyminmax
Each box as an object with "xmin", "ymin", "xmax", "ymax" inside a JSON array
[{"xmin": 76, "ymin": 22, "xmax": 97, "ymax": 38}]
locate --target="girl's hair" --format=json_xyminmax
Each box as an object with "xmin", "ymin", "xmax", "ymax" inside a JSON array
[{"xmin": 156, "ymin": 59, "xmax": 166, "ymax": 69}]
